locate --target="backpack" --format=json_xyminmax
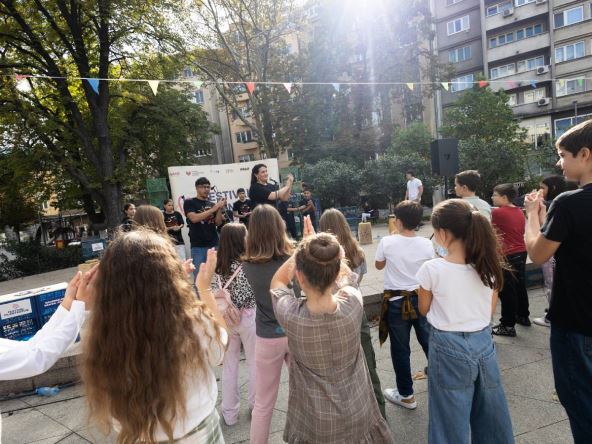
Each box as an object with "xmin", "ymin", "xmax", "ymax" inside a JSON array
[{"xmin": 214, "ymin": 265, "xmax": 243, "ymax": 331}]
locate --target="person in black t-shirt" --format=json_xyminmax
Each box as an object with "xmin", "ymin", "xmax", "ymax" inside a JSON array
[
  {"xmin": 298, "ymin": 190, "xmax": 317, "ymax": 236},
  {"xmin": 163, "ymin": 199, "xmax": 186, "ymax": 260},
  {"xmin": 279, "ymin": 199, "xmax": 298, "ymax": 239},
  {"xmin": 120, "ymin": 203, "xmax": 136, "ymax": 232},
  {"xmin": 232, "ymin": 188, "xmax": 252, "ymax": 226},
  {"xmin": 248, "ymin": 163, "xmax": 294, "ymax": 208},
  {"xmin": 183, "ymin": 177, "xmax": 226, "ymax": 275},
  {"xmin": 524, "ymin": 119, "xmax": 592, "ymax": 443}
]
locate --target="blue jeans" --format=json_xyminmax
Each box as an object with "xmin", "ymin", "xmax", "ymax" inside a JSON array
[
  {"xmin": 550, "ymin": 326, "xmax": 592, "ymax": 443},
  {"xmin": 387, "ymin": 295, "xmax": 430, "ymax": 397},
  {"xmin": 428, "ymin": 327, "xmax": 514, "ymax": 444},
  {"xmin": 191, "ymin": 247, "xmax": 211, "ymax": 280}
]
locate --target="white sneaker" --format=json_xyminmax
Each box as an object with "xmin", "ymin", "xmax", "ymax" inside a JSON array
[
  {"xmin": 383, "ymin": 388, "xmax": 417, "ymax": 410},
  {"xmin": 533, "ymin": 317, "xmax": 550, "ymax": 327}
]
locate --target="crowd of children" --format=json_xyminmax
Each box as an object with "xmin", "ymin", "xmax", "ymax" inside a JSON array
[{"xmin": 12, "ymin": 121, "xmax": 591, "ymax": 443}]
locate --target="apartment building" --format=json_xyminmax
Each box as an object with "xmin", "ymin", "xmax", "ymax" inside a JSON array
[{"xmin": 433, "ymin": 0, "xmax": 592, "ymax": 152}]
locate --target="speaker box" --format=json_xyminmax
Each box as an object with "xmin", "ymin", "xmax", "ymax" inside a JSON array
[{"xmin": 431, "ymin": 138, "xmax": 459, "ymax": 176}]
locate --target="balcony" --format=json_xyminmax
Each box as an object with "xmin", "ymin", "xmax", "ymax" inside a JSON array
[
  {"xmin": 554, "ymin": 19, "xmax": 592, "ymax": 44},
  {"xmin": 555, "ymin": 90, "xmax": 592, "ymax": 110},
  {"xmin": 555, "ymin": 55, "xmax": 592, "ymax": 77},
  {"xmin": 554, "ymin": 0, "xmax": 582, "ymax": 8},
  {"xmin": 489, "ymin": 68, "xmax": 551, "ymax": 92},
  {"xmin": 486, "ymin": 2, "xmax": 549, "ymax": 32},
  {"xmin": 511, "ymin": 100, "xmax": 550, "ymax": 116},
  {"xmin": 487, "ymin": 32, "xmax": 550, "ymax": 63}
]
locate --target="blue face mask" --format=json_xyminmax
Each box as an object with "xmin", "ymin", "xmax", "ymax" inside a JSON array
[{"xmin": 434, "ymin": 242, "xmax": 448, "ymax": 257}]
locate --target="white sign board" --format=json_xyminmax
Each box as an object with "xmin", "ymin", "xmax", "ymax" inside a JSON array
[{"xmin": 167, "ymin": 159, "xmax": 280, "ymax": 216}]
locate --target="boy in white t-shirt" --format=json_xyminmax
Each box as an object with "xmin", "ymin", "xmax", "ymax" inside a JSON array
[
  {"xmin": 405, "ymin": 170, "xmax": 423, "ymax": 203},
  {"xmin": 375, "ymin": 201, "xmax": 434, "ymax": 410}
]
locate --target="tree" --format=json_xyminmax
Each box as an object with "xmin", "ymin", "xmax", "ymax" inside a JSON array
[
  {"xmin": 0, "ymin": 1, "xmax": 201, "ymax": 229},
  {"xmin": 440, "ymin": 87, "xmax": 529, "ymax": 198},
  {"xmin": 301, "ymin": 159, "xmax": 363, "ymax": 208}
]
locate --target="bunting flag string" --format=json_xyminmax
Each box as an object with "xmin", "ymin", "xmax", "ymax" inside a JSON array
[{"xmin": 3, "ymin": 72, "xmax": 590, "ymax": 92}]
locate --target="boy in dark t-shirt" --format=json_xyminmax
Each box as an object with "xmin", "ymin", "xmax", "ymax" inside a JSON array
[
  {"xmin": 524, "ymin": 119, "xmax": 592, "ymax": 442},
  {"xmin": 183, "ymin": 177, "xmax": 226, "ymax": 275},
  {"xmin": 163, "ymin": 198, "xmax": 186, "ymax": 260},
  {"xmin": 232, "ymin": 188, "xmax": 252, "ymax": 226},
  {"xmin": 298, "ymin": 190, "xmax": 317, "ymax": 236}
]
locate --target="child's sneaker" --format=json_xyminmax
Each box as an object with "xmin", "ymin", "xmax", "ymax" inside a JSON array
[{"xmin": 383, "ymin": 388, "xmax": 417, "ymax": 410}]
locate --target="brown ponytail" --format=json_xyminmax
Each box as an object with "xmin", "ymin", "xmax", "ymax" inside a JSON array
[{"xmin": 431, "ymin": 199, "xmax": 504, "ymax": 290}]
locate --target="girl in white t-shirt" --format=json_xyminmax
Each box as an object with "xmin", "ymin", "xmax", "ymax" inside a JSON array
[
  {"xmin": 416, "ymin": 199, "xmax": 514, "ymax": 444},
  {"xmin": 81, "ymin": 230, "xmax": 227, "ymax": 443}
]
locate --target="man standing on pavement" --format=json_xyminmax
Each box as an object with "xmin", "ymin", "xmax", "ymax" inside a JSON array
[
  {"xmin": 233, "ymin": 188, "xmax": 252, "ymax": 226},
  {"xmin": 454, "ymin": 170, "xmax": 492, "ymax": 220},
  {"xmin": 183, "ymin": 177, "xmax": 226, "ymax": 274},
  {"xmin": 405, "ymin": 170, "xmax": 423, "ymax": 203}
]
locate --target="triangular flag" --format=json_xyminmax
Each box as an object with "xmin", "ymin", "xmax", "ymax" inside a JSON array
[
  {"xmin": 577, "ymin": 78, "xmax": 585, "ymax": 88},
  {"xmin": 283, "ymin": 82, "xmax": 292, "ymax": 93},
  {"xmin": 15, "ymin": 74, "xmax": 27, "ymax": 81},
  {"xmin": 332, "ymin": 83, "xmax": 340, "ymax": 92},
  {"xmin": 406, "ymin": 83, "xmax": 414, "ymax": 91},
  {"xmin": 441, "ymin": 82, "xmax": 449, "ymax": 91},
  {"xmin": 479, "ymin": 80, "xmax": 488, "ymax": 88},
  {"xmin": 86, "ymin": 78, "xmax": 99, "ymax": 94},
  {"xmin": 530, "ymin": 80, "xmax": 537, "ymax": 88},
  {"xmin": 148, "ymin": 80, "xmax": 160, "ymax": 95},
  {"xmin": 246, "ymin": 82, "xmax": 255, "ymax": 94},
  {"xmin": 558, "ymin": 79, "xmax": 565, "ymax": 88},
  {"xmin": 506, "ymin": 80, "xmax": 516, "ymax": 89},
  {"xmin": 193, "ymin": 81, "xmax": 203, "ymax": 89}
]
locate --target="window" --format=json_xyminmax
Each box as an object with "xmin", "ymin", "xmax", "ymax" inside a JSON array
[
  {"xmin": 486, "ymin": 2, "xmax": 512, "ymax": 16},
  {"xmin": 449, "ymin": 46, "xmax": 472, "ymax": 63},
  {"xmin": 556, "ymin": 78, "xmax": 586, "ymax": 97},
  {"xmin": 489, "ymin": 31, "xmax": 516, "ymax": 48},
  {"xmin": 554, "ymin": 6, "xmax": 584, "ymax": 28},
  {"xmin": 239, "ymin": 154, "xmax": 255, "ymax": 162},
  {"xmin": 193, "ymin": 90, "xmax": 204, "ymax": 104},
  {"xmin": 235, "ymin": 131, "xmax": 254, "ymax": 143},
  {"xmin": 555, "ymin": 41, "xmax": 585, "ymax": 63},
  {"xmin": 183, "ymin": 68, "xmax": 193, "ymax": 78},
  {"xmin": 515, "ymin": 0, "xmax": 535, "ymax": 6},
  {"xmin": 491, "ymin": 24, "xmax": 542, "ymax": 48},
  {"xmin": 517, "ymin": 56, "xmax": 545, "ymax": 72},
  {"xmin": 508, "ymin": 94, "xmax": 517, "ymax": 107},
  {"xmin": 446, "ymin": 0, "xmax": 464, "ymax": 5},
  {"xmin": 554, "ymin": 114, "xmax": 592, "ymax": 137},
  {"xmin": 523, "ymin": 88, "xmax": 546, "ymax": 104},
  {"xmin": 490, "ymin": 63, "xmax": 516, "ymax": 79},
  {"xmin": 516, "ymin": 29, "xmax": 524, "ymax": 40},
  {"xmin": 447, "ymin": 16, "xmax": 470, "ymax": 35},
  {"xmin": 451, "ymin": 74, "xmax": 474, "ymax": 92}
]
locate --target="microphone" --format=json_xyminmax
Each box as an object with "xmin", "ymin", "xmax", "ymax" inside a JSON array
[{"xmin": 268, "ymin": 178, "xmax": 278, "ymax": 185}]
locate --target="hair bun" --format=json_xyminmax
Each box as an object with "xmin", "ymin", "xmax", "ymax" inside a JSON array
[{"xmin": 306, "ymin": 234, "xmax": 341, "ymax": 265}]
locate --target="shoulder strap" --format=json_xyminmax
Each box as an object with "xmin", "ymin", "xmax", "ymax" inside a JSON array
[{"xmin": 223, "ymin": 264, "xmax": 243, "ymax": 290}]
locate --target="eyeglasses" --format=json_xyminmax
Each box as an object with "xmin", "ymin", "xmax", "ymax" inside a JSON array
[{"xmin": 198, "ymin": 185, "xmax": 211, "ymax": 189}]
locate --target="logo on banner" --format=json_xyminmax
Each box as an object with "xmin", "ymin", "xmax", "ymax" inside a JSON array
[
  {"xmin": 186, "ymin": 171, "xmax": 192, "ymax": 176},
  {"xmin": 0, "ymin": 299, "xmax": 33, "ymax": 320}
]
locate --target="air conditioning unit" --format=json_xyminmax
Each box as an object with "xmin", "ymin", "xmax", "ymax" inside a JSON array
[
  {"xmin": 502, "ymin": 8, "xmax": 514, "ymax": 17},
  {"xmin": 537, "ymin": 97, "xmax": 550, "ymax": 107},
  {"xmin": 536, "ymin": 0, "xmax": 547, "ymax": 4},
  {"xmin": 536, "ymin": 65, "xmax": 549, "ymax": 75}
]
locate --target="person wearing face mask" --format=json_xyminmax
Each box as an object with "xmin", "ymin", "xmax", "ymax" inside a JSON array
[{"xmin": 374, "ymin": 201, "xmax": 434, "ymax": 410}]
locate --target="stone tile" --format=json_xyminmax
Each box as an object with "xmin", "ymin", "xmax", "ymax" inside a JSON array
[
  {"xmin": 1, "ymin": 408, "xmax": 70, "ymax": 444},
  {"xmin": 0, "ymin": 398, "xmax": 30, "ymax": 413},
  {"xmin": 21, "ymin": 385, "xmax": 85, "ymax": 408},
  {"xmin": 506, "ymin": 394, "xmax": 569, "ymax": 437},
  {"xmin": 516, "ymin": 419, "xmax": 574, "ymax": 444},
  {"xmin": 76, "ymin": 426, "xmax": 117, "ymax": 443},
  {"xmin": 36, "ymin": 396, "xmax": 89, "ymax": 431},
  {"xmin": 219, "ymin": 406, "xmax": 286, "ymax": 444},
  {"xmin": 501, "ymin": 358, "xmax": 558, "ymax": 403},
  {"xmin": 384, "ymin": 390, "xmax": 428, "ymax": 444},
  {"xmin": 494, "ymin": 342, "xmax": 550, "ymax": 371}
]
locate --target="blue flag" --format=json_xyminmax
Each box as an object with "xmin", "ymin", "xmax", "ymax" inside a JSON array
[{"xmin": 87, "ymin": 78, "xmax": 99, "ymax": 94}]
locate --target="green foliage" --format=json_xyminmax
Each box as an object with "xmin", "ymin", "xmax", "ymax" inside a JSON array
[
  {"xmin": 440, "ymin": 87, "xmax": 529, "ymax": 198},
  {"xmin": 389, "ymin": 121, "xmax": 433, "ymax": 159},
  {"xmin": 0, "ymin": 242, "xmax": 81, "ymax": 282},
  {"xmin": 301, "ymin": 160, "xmax": 363, "ymax": 208}
]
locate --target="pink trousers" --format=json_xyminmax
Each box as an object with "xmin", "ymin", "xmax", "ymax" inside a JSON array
[
  {"xmin": 249, "ymin": 335, "xmax": 290, "ymax": 444},
  {"xmin": 221, "ymin": 308, "xmax": 257, "ymax": 425}
]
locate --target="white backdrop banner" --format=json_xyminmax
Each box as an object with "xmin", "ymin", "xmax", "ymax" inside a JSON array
[{"xmin": 167, "ymin": 159, "xmax": 280, "ymax": 216}]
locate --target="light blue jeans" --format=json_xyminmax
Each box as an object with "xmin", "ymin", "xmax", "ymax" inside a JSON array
[
  {"xmin": 191, "ymin": 247, "xmax": 210, "ymax": 280},
  {"xmin": 428, "ymin": 326, "xmax": 514, "ymax": 444}
]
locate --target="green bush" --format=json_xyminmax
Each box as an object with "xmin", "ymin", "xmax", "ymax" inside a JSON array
[{"xmin": 0, "ymin": 241, "xmax": 81, "ymax": 282}]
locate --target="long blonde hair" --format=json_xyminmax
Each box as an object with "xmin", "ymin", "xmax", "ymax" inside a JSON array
[
  {"xmin": 319, "ymin": 208, "xmax": 365, "ymax": 269},
  {"xmin": 81, "ymin": 230, "xmax": 224, "ymax": 444},
  {"xmin": 133, "ymin": 205, "xmax": 167, "ymax": 235},
  {"xmin": 244, "ymin": 204, "xmax": 293, "ymax": 263}
]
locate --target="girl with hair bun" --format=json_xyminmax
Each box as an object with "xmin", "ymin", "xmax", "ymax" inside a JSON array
[{"xmin": 269, "ymin": 216, "xmax": 394, "ymax": 443}]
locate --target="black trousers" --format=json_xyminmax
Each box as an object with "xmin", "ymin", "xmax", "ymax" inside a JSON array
[{"xmin": 499, "ymin": 252, "xmax": 530, "ymax": 327}]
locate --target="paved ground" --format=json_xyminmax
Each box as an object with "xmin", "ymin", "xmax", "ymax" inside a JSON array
[{"xmin": 0, "ymin": 224, "xmax": 574, "ymax": 443}]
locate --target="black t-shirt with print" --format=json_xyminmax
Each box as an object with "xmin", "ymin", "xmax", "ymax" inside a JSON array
[
  {"xmin": 541, "ymin": 183, "xmax": 592, "ymax": 335},
  {"xmin": 249, "ymin": 182, "xmax": 277, "ymax": 208},
  {"xmin": 183, "ymin": 198, "xmax": 219, "ymax": 248},
  {"xmin": 163, "ymin": 210, "xmax": 184, "ymax": 245},
  {"xmin": 299, "ymin": 197, "xmax": 316, "ymax": 226},
  {"xmin": 233, "ymin": 199, "xmax": 252, "ymax": 225}
]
